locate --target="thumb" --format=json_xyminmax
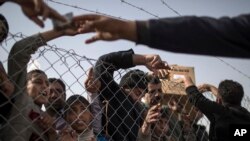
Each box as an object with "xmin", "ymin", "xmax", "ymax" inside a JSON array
[
  {"xmin": 88, "ymin": 67, "xmax": 94, "ymax": 77},
  {"xmin": 85, "ymin": 34, "xmax": 101, "ymax": 44}
]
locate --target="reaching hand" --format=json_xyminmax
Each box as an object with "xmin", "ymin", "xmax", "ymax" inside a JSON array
[
  {"xmin": 59, "ymin": 127, "xmax": 77, "ymax": 141},
  {"xmin": 144, "ymin": 104, "xmax": 161, "ymax": 124},
  {"xmin": 152, "ymin": 68, "xmax": 170, "ymax": 79},
  {"xmin": 36, "ymin": 112, "xmax": 55, "ymax": 133},
  {"xmin": 141, "ymin": 104, "xmax": 161, "ymax": 135},
  {"xmin": 198, "ymin": 84, "xmax": 211, "ymax": 93},
  {"xmin": 73, "ymin": 14, "xmax": 137, "ymax": 43},
  {"xmin": 14, "ymin": 0, "xmax": 66, "ymax": 27},
  {"xmin": 144, "ymin": 54, "xmax": 170, "ymax": 72},
  {"xmin": 183, "ymin": 75, "xmax": 195, "ymax": 88},
  {"xmin": 198, "ymin": 83, "xmax": 218, "ymax": 96},
  {"xmin": 84, "ymin": 67, "xmax": 101, "ymax": 93},
  {"xmin": 60, "ymin": 23, "xmax": 79, "ymax": 36}
]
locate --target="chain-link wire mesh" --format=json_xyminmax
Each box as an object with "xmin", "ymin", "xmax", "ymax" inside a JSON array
[
  {"xmin": 1, "ymin": 32, "xmax": 250, "ymax": 141},
  {"xmin": 0, "ymin": 0, "xmax": 250, "ymax": 140}
]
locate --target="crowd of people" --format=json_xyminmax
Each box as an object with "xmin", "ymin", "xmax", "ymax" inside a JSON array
[{"xmin": 1, "ymin": 0, "xmax": 250, "ymax": 141}]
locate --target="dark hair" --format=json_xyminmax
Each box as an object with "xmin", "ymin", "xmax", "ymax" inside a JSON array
[
  {"xmin": 161, "ymin": 107, "xmax": 170, "ymax": 119},
  {"xmin": 48, "ymin": 78, "xmax": 66, "ymax": 93},
  {"xmin": 119, "ymin": 69, "xmax": 147, "ymax": 90},
  {"xmin": 27, "ymin": 69, "xmax": 46, "ymax": 81},
  {"xmin": 64, "ymin": 94, "xmax": 91, "ymax": 113},
  {"xmin": 0, "ymin": 14, "xmax": 9, "ymax": 43},
  {"xmin": 218, "ymin": 80, "xmax": 244, "ymax": 105}
]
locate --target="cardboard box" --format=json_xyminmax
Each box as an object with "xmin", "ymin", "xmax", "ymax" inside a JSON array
[
  {"xmin": 160, "ymin": 65, "xmax": 197, "ymax": 119},
  {"xmin": 161, "ymin": 65, "xmax": 195, "ymax": 95}
]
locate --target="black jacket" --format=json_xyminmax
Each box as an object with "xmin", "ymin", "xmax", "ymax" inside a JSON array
[
  {"xmin": 186, "ymin": 86, "xmax": 250, "ymax": 141},
  {"xmin": 136, "ymin": 14, "xmax": 250, "ymax": 58},
  {"xmin": 193, "ymin": 124, "xmax": 209, "ymax": 141},
  {"xmin": 94, "ymin": 49, "xmax": 144, "ymax": 141}
]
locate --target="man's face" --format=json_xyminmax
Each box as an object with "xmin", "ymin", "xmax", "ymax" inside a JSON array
[
  {"xmin": 26, "ymin": 72, "xmax": 49, "ymax": 106},
  {"xmin": 65, "ymin": 101, "xmax": 93, "ymax": 134},
  {"xmin": 0, "ymin": 70, "xmax": 14, "ymax": 97},
  {"xmin": 145, "ymin": 83, "xmax": 162, "ymax": 106},
  {"xmin": 127, "ymin": 87, "xmax": 146, "ymax": 103},
  {"xmin": 48, "ymin": 81, "xmax": 65, "ymax": 111}
]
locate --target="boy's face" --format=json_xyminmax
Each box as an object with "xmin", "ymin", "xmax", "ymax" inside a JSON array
[
  {"xmin": 154, "ymin": 117, "xmax": 169, "ymax": 136},
  {"xmin": 0, "ymin": 70, "xmax": 14, "ymax": 97},
  {"xmin": 145, "ymin": 83, "xmax": 162, "ymax": 106},
  {"xmin": 65, "ymin": 101, "xmax": 93, "ymax": 134},
  {"xmin": 26, "ymin": 72, "xmax": 49, "ymax": 106},
  {"xmin": 48, "ymin": 81, "xmax": 65, "ymax": 110}
]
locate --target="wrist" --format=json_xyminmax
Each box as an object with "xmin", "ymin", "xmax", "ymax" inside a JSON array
[
  {"xmin": 41, "ymin": 29, "xmax": 64, "ymax": 42},
  {"xmin": 58, "ymin": 30, "xmax": 66, "ymax": 36},
  {"xmin": 122, "ymin": 21, "xmax": 137, "ymax": 42},
  {"xmin": 132, "ymin": 54, "xmax": 146, "ymax": 65},
  {"xmin": 141, "ymin": 121, "xmax": 151, "ymax": 135}
]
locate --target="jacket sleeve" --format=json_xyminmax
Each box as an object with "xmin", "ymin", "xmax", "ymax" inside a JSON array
[
  {"xmin": 94, "ymin": 49, "xmax": 135, "ymax": 100},
  {"xmin": 185, "ymin": 86, "xmax": 226, "ymax": 120},
  {"xmin": 137, "ymin": 128, "xmax": 151, "ymax": 141},
  {"xmin": 136, "ymin": 14, "xmax": 250, "ymax": 58},
  {"xmin": 8, "ymin": 34, "xmax": 46, "ymax": 94}
]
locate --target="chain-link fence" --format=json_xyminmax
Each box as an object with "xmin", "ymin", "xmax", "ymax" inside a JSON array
[{"xmin": 1, "ymin": 32, "xmax": 250, "ymax": 141}]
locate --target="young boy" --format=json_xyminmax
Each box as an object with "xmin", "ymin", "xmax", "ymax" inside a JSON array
[
  {"xmin": 26, "ymin": 69, "xmax": 55, "ymax": 140},
  {"xmin": 151, "ymin": 109, "xmax": 176, "ymax": 141},
  {"xmin": 63, "ymin": 95, "xmax": 96, "ymax": 141},
  {"xmin": 2, "ymin": 18, "xmax": 81, "ymax": 140}
]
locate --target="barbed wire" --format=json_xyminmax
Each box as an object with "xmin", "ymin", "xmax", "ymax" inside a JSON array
[
  {"xmin": 215, "ymin": 57, "xmax": 250, "ymax": 81},
  {"xmin": 158, "ymin": 0, "xmax": 250, "ymax": 83},
  {"xmin": 47, "ymin": 0, "xmax": 125, "ymax": 20},
  {"xmin": 159, "ymin": 1, "xmax": 250, "ymax": 81},
  {"xmin": 160, "ymin": 0, "xmax": 181, "ymax": 16},
  {"xmin": 120, "ymin": 0, "xmax": 159, "ymax": 18},
  {"xmin": 46, "ymin": 0, "xmax": 250, "ymax": 83},
  {"xmin": 1, "ymin": 1, "xmax": 250, "ymax": 139}
]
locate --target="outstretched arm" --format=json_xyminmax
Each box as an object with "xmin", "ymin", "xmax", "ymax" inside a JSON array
[
  {"xmin": 5, "ymin": 22, "xmax": 80, "ymax": 141},
  {"xmin": 73, "ymin": 14, "xmax": 137, "ymax": 43},
  {"xmin": 94, "ymin": 49, "xmax": 169, "ymax": 100},
  {"xmin": 133, "ymin": 54, "xmax": 169, "ymax": 72},
  {"xmin": 74, "ymin": 13, "xmax": 250, "ymax": 58},
  {"xmin": 183, "ymin": 76, "xmax": 226, "ymax": 119},
  {"xmin": 137, "ymin": 14, "xmax": 250, "ymax": 58},
  {"xmin": 8, "ymin": 22, "xmax": 79, "ymax": 84}
]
